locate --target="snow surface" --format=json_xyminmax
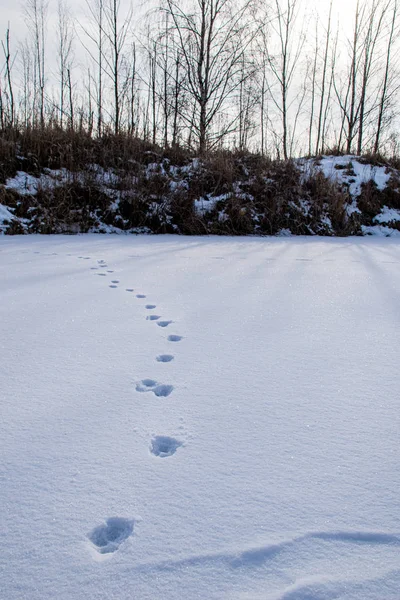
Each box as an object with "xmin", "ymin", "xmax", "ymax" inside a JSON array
[
  {"xmin": 194, "ymin": 193, "xmax": 229, "ymax": 215},
  {"xmin": 0, "ymin": 203, "xmax": 15, "ymax": 231},
  {"xmin": 1, "ymin": 235, "xmax": 400, "ymax": 600},
  {"xmin": 314, "ymin": 155, "xmax": 392, "ymax": 197},
  {"xmin": 362, "ymin": 224, "xmax": 400, "ymax": 237},
  {"xmin": 5, "ymin": 169, "xmax": 74, "ymax": 196},
  {"xmin": 374, "ymin": 206, "xmax": 400, "ymax": 224}
]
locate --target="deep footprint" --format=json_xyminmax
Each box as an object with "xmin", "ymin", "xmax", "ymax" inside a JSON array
[
  {"xmin": 136, "ymin": 379, "xmax": 158, "ymax": 392},
  {"xmin": 98, "ymin": 273, "xmax": 107, "ymax": 277},
  {"xmin": 142, "ymin": 378, "xmax": 158, "ymax": 387},
  {"xmin": 150, "ymin": 436, "xmax": 182, "ymax": 458},
  {"xmin": 136, "ymin": 380, "xmax": 174, "ymax": 397},
  {"xmin": 147, "ymin": 315, "xmax": 160, "ymax": 321},
  {"xmin": 111, "ymin": 280, "xmax": 120, "ymax": 283},
  {"xmin": 168, "ymin": 335, "xmax": 182, "ymax": 342},
  {"xmin": 136, "ymin": 294, "xmax": 146, "ymax": 298},
  {"xmin": 109, "ymin": 285, "xmax": 118, "ymax": 288},
  {"xmin": 157, "ymin": 320, "xmax": 172, "ymax": 328},
  {"xmin": 145, "ymin": 305, "xmax": 156, "ymax": 309},
  {"xmin": 153, "ymin": 384, "xmax": 174, "ymax": 397},
  {"xmin": 126, "ymin": 288, "xmax": 134, "ymax": 292},
  {"xmin": 88, "ymin": 517, "xmax": 134, "ymax": 555},
  {"xmin": 156, "ymin": 354, "xmax": 174, "ymax": 363}
]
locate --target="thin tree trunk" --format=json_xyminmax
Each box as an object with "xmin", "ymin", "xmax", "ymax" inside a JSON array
[
  {"xmin": 315, "ymin": 0, "xmax": 332, "ymax": 154},
  {"xmin": 2, "ymin": 26, "xmax": 14, "ymax": 127},
  {"xmin": 67, "ymin": 67, "xmax": 74, "ymax": 129},
  {"xmin": 374, "ymin": 0, "xmax": 396, "ymax": 154}
]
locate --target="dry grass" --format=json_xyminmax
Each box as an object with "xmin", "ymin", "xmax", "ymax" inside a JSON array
[{"xmin": 1, "ymin": 126, "xmax": 398, "ymax": 235}]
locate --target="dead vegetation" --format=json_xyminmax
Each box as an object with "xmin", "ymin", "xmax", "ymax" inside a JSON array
[{"xmin": 0, "ymin": 126, "xmax": 398, "ymax": 236}]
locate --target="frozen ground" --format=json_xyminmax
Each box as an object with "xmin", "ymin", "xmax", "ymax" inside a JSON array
[{"xmin": 0, "ymin": 235, "xmax": 399, "ymax": 600}]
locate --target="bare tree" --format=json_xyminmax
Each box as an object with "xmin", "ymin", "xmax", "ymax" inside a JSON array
[
  {"xmin": 163, "ymin": 0, "xmax": 256, "ymax": 153},
  {"xmin": 82, "ymin": 0, "xmax": 104, "ymax": 135},
  {"xmin": 374, "ymin": 0, "xmax": 399, "ymax": 153},
  {"xmin": 56, "ymin": 0, "xmax": 74, "ymax": 128},
  {"xmin": 19, "ymin": 40, "xmax": 33, "ymax": 127},
  {"xmin": 102, "ymin": 0, "xmax": 132, "ymax": 134},
  {"xmin": 24, "ymin": 0, "xmax": 48, "ymax": 127},
  {"xmin": 321, "ymin": 26, "xmax": 338, "ymax": 151},
  {"xmin": 1, "ymin": 25, "xmax": 15, "ymax": 127},
  {"xmin": 266, "ymin": 0, "xmax": 305, "ymax": 159},
  {"xmin": 307, "ymin": 17, "xmax": 319, "ymax": 156},
  {"xmin": 357, "ymin": 0, "xmax": 390, "ymax": 154},
  {"xmin": 315, "ymin": 0, "xmax": 333, "ymax": 154},
  {"xmin": 127, "ymin": 42, "xmax": 137, "ymax": 135}
]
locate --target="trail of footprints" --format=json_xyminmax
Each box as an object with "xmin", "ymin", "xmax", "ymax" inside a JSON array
[
  {"xmin": 84, "ymin": 252, "xmax": 184, "ymax": 555},
  {"xmin": 37, "ymin": 246, "xmax": 400, "ymax": 557}
]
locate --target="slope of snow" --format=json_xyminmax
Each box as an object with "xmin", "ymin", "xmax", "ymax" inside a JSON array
[
  {"xmin": 1, "ymin": 235, "xmax": 400, "ymax": 600},
  {"xmin": 374, "ymin": 206, "xmax": 400, "ymax": 224},
  {"xmin": 315, "ymin": 155, "xmax": 392, "ymax": 196},
  {"xmin": 362, "ymin": 224, "xmax": 400, "ymax": 237},
  {"xmin": 0, "ymin": 203, "xmax": 15, "ymax": 230},
  {"xmin": 5, "ymin": 169, "xmax": 75, "ymax": 196}
]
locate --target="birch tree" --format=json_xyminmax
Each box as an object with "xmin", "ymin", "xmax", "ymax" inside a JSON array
[{"xmin": 163, "ymin": 0, "xmax": 256, "ymax": 153}]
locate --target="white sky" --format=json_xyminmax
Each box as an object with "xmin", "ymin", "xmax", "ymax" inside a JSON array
[
  {"xmin": 0, "ymin": 0, "xmax": 359, "ymax": 47},
  {"xmin": 0, "ymin": 0, "xmax": 360, "ymax": 92}
]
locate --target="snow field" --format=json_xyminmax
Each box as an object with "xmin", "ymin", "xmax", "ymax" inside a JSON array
[{"xmin": 0, "ymin": 235, "xmax": 400, "ymax": 599}]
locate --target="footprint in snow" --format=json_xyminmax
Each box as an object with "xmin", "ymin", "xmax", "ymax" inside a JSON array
[
  {"xmin": 88, "ymin": 517, "xmax": 134, "ymax": 555},
  {"xmin": 156, "ymin": 354, "xmax": 174, "ymax": 363},
  {"xmin": 138, "ymin": 378, "xmax": 157, "ymax": 388},
  {"xmin": 147, "ymin": 315, "xmax": 160, "ymax": 321},
  {"xmin": 157, "ymin": 320, "xmax": 172, "ymax": 328},
  {"xmin": 136, "ymin": 380, "xmax": 174, "ymax": 397},
  {"xmin": 91, "ymin": 267, "xmax": 99, "ymax": 270},
  {"xmin": 107, "ymin": 270, "xmax": 114, "ymax": 273},
  {"xmin": 150, "ymin": 436, "xmax": 182, "ymax": 458},
  {"xmin": 111, "ymin": 280, "xmax": 119, "ymax": 284},
  {"xmin": 145, "ymin": 304, "xmax": 156, "ymax": 309},
  {"xmin": 168, "ymin": 335, "xmax": 182, "ymax": 342},
  {"xmin": 126, "ymin": 288, "xmax": 134, "ymax": 292},
  {"xmin": 109, "ymin": 285, "xmax": 118, "ymax": 288},
  {"xmin": 97, "ymin": 273, "xmax": 107, "ymax": 276},
  {"xmin": 136, "ymin": 294, "xmax": 146, "ymax": 298},
  {"xmin": 153, "ymin": 384, "xmax": 174, "ymax": 397}
]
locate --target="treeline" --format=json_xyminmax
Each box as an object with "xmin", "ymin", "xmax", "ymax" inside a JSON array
[{"xmin": 1, "ymin": 0, "xmax": 399, "ymax": 158}]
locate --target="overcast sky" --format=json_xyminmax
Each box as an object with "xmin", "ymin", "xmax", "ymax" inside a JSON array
[
  {"xmin": 0, "ymin": 0, "xmax": 358, "ymax": 82},
  {"xmin": 0, "ymin": 0, "xmax": 357, "ymax": 43}
]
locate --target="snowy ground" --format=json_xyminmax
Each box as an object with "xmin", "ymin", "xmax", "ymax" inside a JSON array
[{"xmin": 1, "ymin": 235, "xmax": 400, "ymax": 600}]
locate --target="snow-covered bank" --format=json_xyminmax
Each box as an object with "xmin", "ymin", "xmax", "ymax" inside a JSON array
[
  {"xmin": 1, "ymin": 235, "xmax": 399, "ymax": 599},
  {"xmin": 2, "ymin": 154, "xmax": 400, "ymax": 236}
]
